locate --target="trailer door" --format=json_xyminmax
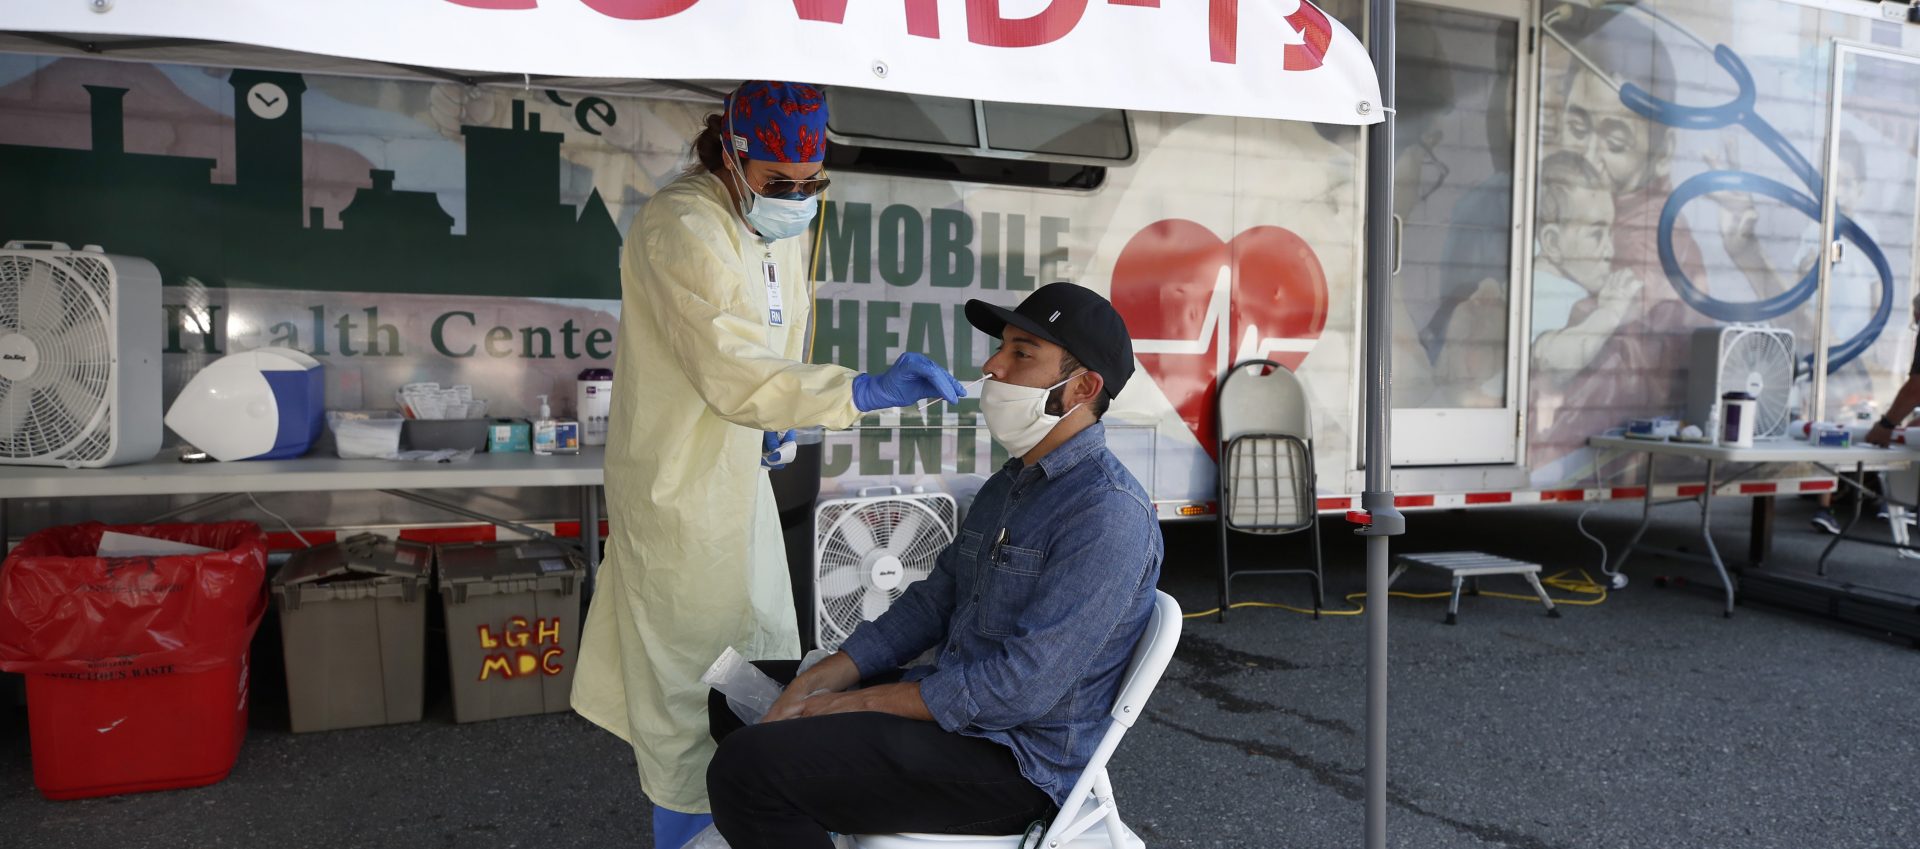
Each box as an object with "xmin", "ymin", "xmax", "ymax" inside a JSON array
[
  {"xmin": 1811, "ymin": 41, "xmax": 1920, "ymax": 422},
  {"xmin": 1385, "ymin": 0, "xmax": 1533, "ymax": 466}
]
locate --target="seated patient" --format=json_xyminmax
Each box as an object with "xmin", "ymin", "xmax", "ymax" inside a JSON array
[{"xmin": 706, "ymin": 282, "xmax": 1164, "ymax": 849}]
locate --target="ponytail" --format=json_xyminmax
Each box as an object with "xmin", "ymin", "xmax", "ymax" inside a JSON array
[{"xmin": 691, "ymin": 113, "xmax": 732, "ymax": 174}]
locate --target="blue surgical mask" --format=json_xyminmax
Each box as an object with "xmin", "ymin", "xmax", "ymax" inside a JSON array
[{"xmin": 741, "ymin": 191, "xmax": 819, "ymax": 243}]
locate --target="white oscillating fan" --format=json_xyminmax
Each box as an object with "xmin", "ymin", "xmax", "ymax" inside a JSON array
[
  {"xmin": 1687, "ymin": 325, "xmax": 1795, "ymax": 440},
  {"xmin": 813, "ymin": 487, "xmax": 958, "ymax": 651},
  {"xmin": 0, "ymin": 242, "xmax": 162, "ymax": 467}
]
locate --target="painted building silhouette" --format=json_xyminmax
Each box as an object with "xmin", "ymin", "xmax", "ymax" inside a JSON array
[{"xmin": 0, "ymin": 70, "xmax": 621, "ymax": 299}]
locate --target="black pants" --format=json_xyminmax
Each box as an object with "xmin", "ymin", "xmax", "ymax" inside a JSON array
[{"xmin": 706, "ymin": 660, "xmax": 1056, "ymax": 849}]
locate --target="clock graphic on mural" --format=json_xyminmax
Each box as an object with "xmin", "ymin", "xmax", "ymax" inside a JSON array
[{"xmin": 246, "ymin": 81, "xmax": 289, "ymax": 120}]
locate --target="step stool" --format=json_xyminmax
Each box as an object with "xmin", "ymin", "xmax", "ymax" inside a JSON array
[{"xmin": 1390, "ymin": 552, "xmax": 1561, "ymax": 625}]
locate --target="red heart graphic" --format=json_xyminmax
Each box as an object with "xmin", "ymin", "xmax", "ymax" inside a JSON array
[{"xmin": 1110, "ymin": 220, "xmax": 1329, "ymax": 458}]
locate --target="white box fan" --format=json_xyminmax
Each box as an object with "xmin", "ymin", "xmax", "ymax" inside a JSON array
[
  {"xmin": 1687, "ymin": 325, "xmax": 1796, "ymax": 440},
  {"xmin": 0, "ymin": 241, "xmax": 163, "ymax": 468},
  {"xmin": 813, "ymin": 486, "xmax": 957, "ymax": 651}
]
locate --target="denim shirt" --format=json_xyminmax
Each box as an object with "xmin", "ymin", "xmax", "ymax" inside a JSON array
[{"xmin": 839, "ymin": 422, "xmax": 1163, "ymax": 805}]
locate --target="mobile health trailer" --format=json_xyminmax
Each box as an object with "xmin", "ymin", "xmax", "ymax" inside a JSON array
[{"xmin": 0, "ymin": 0, "xmax": 1407, "ymax": 843}]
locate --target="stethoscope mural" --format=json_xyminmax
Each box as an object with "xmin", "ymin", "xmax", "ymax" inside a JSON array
[{"xmin": 1542, "ymin": 2, "xmax": 1894, "ymax": 374}]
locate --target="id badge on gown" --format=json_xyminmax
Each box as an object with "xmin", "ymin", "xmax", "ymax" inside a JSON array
[{"xmin": 762, "ymin": 257, "xmax": 785, "ymax": 327}]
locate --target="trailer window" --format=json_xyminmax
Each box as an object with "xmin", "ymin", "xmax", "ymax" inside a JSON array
[
  {"xmin": 824, "ymin": 89, "xmax": 1130, "ymax": 190},
  {"xmin": 980, "ymin": 102, "xmax": 1131, "ymax": 160},
  {"xmin": 828, "ymin": 90, "xmax": 980, "ymax": 148}
]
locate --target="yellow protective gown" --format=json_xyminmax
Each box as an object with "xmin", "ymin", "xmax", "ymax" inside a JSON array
[{"xmin": 573, "ymin": 170, "xmax": 863, "ymax": 813}]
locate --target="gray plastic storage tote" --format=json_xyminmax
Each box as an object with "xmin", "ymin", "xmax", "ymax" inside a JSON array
[
  {"xmin": 271, "ymin": 533, "xmax": 431, "ymax": 733},
  {"xmin": 435, "ymin": 541, "xmax": 584, "ymax": 723}
]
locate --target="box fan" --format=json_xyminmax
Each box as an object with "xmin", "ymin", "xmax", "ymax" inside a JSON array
[
  {"xmin": 0, "ymin": 241, "xmax": 161, "ymax": 468},
  {"xmin": 812, "ymin": 487, "xmax": 957, "ymax": 651}
]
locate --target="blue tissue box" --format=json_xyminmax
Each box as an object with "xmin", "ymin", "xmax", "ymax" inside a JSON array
[{"xmin": 488, "ymin": 418, "xmax": 531, "ymax": 453}]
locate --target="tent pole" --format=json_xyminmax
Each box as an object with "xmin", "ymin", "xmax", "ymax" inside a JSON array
[{"xmin": 1360, "ymin": 1, "xmax": 1403, "ymax": 848}]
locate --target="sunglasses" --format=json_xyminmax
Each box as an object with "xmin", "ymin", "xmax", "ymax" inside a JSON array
[{"xmin": 757, "ymin": 175, "xmax": 832, "ymax": 199}]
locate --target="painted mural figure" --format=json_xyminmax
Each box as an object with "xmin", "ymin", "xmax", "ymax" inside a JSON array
[
  {"xmin": 1526, "ymin": 3, "xmax": 1920, "ymax": 486},
  {"xmin": 568, "ymin": 81, "xmax": 964, "ymax": 849},
  {"xmin": 1528, "ymin": 8, "xmax": 1706, "ymax": 485},
  {"xmin": 1528, "ymin": 151, "xmax": 1644, "ymax": 432}
]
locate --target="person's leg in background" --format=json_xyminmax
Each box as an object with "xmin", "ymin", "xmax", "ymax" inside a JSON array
[
  {"xmin": 1866, "ymin": 472, "xmax": 1915, "ymax": 524},
  {"xmin": 1811, "ymin": 492, "xmax": 1840, "ymax": 535},
  {"xmin": 1812, "ymin": 473, "xmax": 1903, "ymax": 534}
]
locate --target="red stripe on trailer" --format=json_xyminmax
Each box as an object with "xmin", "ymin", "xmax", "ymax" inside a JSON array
[
  {"xmin": 265, "ymin": 530, "xmax": 336, "ymax": 551},
  {"xmin": 1304, "ymin": 477, "xmax": 1816, "ymax": 514},
  {"xmin": 399, "ymin": 525, "xmax": 497, "ymax": 544},
  {"xmin": 553, "ymin": 520, "xmax": 610, "ymax": 539}
]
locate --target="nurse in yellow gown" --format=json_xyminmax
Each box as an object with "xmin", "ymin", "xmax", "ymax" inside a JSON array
[{"xmin": 571, "ymin": 81, "xmax": 964, "ymax": 849}]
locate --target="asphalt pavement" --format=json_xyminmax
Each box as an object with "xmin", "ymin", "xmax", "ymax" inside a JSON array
[{"xmin": 3, "ymin": 493, "xmax": 1917, "ymax": 849}]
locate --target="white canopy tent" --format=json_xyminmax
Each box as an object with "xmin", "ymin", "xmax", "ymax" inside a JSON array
[
  {"xmin": 0, "ymin": 30, "xmax": 735, "ymax": 101},
  {"xmin": 5, "ymin": 1, "xmax": 1380, "ymax": 123},
  {"xmin": 1, "ymin": 1, "xmax": 1404, "ymax": 844}
]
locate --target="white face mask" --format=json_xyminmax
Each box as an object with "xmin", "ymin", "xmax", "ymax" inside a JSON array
[{"xmin": 980, "ymin": 371, "xmax": 1085, "ymax": 458}]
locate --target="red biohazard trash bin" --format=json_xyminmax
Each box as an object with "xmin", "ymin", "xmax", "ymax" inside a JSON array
[{"xmin": 0, "ymin": 521, "xmax": 267, "ymax": 800}]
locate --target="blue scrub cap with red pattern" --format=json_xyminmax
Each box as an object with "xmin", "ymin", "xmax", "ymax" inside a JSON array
[{"xmin": 724, "ymin": 81, "xmax": 829, "ymax": 164}]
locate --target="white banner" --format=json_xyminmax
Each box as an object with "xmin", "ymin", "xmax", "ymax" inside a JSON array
[{"xmin": 9, "ymin": 0, "xmax": 1382, "ymax": 124}]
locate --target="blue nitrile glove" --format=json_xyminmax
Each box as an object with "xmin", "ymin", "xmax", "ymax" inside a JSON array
[
  {"xmin": 851, "ymin": 352, "xmax": 966, "ymax": 412},
  {"xmin": 761, "ymin": 429, "xmax": 796, "ymax": 469}
]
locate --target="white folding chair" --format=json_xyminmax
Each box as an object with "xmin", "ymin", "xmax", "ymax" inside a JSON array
[
  {"xmin": 1215, "ymin": 359, "xmax": 1325, "ymax": 621},
  {"xmin": 852, "ymin": 591, "xmax": 1183, "ymax": 849}
]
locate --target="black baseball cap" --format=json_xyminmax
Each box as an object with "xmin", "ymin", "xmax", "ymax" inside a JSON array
[{"xmin": 965, "ymin": 282, "xmax": 1136, "ymax": 399}]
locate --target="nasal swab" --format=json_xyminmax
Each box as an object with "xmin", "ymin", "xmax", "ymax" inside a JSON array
[{"xmin": 918, "ymin": 375, "xmax": 991, "ymax": 412}]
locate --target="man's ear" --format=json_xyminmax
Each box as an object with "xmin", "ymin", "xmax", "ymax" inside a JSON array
[
  {"xmin": 1538, "ymin": 224, "xmax": 1563, "ymax": 266},
  {"xmin": 1072, "ymin": 370, "xmax": 1105, "ymax": 408}
]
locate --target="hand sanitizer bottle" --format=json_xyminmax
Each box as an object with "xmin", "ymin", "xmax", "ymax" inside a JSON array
[{"xmin": 533, "ymin": 394, "xmax": 558, "ymax": 456}]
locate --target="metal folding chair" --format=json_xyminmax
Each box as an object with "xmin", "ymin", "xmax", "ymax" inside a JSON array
[{"xmin": 1215, "ymin": 359, "xmax": 1325, "ymax": 621}]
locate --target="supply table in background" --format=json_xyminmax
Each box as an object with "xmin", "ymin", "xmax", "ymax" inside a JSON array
[
  {"xmin": 0, "ymin": 450, "xmax": 607, "ymax": 572},
  {"xmin": 1588, "ymin": 437, "xmax": 1915, "ymax": 616}
]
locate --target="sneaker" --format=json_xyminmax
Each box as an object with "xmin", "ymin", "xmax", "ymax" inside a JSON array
[
  {"xmin": 1872, "ymin": 505, "xmax": 1917, "ymax": 524},
  {"xmin": 1811, "ymin": 510, "xmax": 1841, "ymax": 535}
]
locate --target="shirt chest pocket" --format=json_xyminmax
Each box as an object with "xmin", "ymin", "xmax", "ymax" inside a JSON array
[
  {"xmin": 976, "ymin": 544, "xmax": 1045, "ymax": 637},
  {"xmin": 953, "ymin": 530, "xmax": 983, "ymax": 564}
]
